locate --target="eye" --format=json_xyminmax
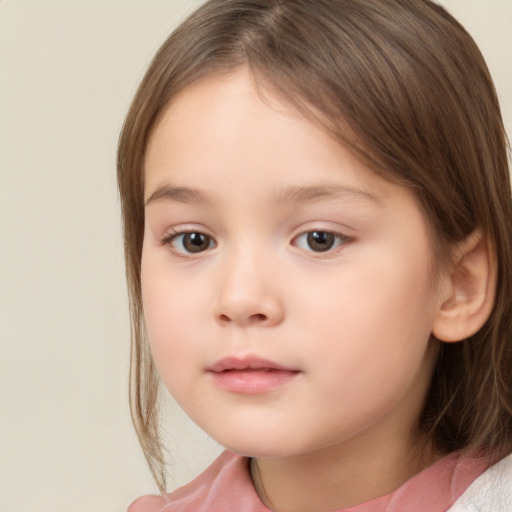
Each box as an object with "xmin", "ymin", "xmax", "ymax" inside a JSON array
[
  {"xmin": 164, "ymin": 232, "xmax": 215, "ymax": 254},
  {"xmin": 294, "ymin": 230, "xmax": 349, "ymax": 253}
]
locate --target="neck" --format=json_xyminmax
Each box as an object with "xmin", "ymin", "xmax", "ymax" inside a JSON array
[{"xmin": 251, "ymin": 432, "xmax": 439, "ymax": 512}]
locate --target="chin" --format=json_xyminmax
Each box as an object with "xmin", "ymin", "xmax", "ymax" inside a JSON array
[{"xmin": 210, "ymin": 428, "xmax": 315, "ymax": 460}]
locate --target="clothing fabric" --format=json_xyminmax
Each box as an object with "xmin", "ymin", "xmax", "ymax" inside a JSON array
[
  {"xmin": 128, "ymin": 450, "xmax": 511, "ymax": 512},
  {"xmin": 447, "ymin": 453, "xmax": 512, "ymax": 512}
]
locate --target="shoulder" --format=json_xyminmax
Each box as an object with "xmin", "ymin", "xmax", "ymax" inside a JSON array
[
  {"xmin": 447, "ymin": 453, "xmax": 512, "ymax": 512},
  {"xmin": 127, "ymin": 450, "xmax": 267, "ymax": 512}
]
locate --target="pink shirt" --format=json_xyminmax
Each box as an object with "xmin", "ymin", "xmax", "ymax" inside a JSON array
[{"xmin": 128, "ymin": 450, "xmax": 489, "ymax": 512}]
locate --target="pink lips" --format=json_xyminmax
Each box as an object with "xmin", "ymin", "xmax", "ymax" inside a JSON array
[{"xmin": 207, "ymin": 357, "xmax": 300, "ymax": 394}]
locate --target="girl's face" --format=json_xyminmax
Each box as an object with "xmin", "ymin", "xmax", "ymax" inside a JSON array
[{"xmin": 141, "ymin": 69, "xmax": 443, "ymax": 461}]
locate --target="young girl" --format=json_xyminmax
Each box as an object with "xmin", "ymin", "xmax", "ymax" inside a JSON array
[{"xmin": 118, "ymin": 1, "xmax": 512, "ymax": 510}]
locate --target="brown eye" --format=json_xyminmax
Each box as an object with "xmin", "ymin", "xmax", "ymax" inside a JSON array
[
  {"xmin": 307, "ymin": 231, "xmax": 335, "ymax": 252},
  {"xmin": 294, "ymin": 230, "xmax": 349, "ymax": 253},
  {"xmin": 171, "ymin": 232, "xmax": 214, "ymax": 254}
]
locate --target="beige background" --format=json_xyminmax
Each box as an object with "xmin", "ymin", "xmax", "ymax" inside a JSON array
[{"xmin": 0, "ymin": 1, "xmax": 510, "ymax": 511}]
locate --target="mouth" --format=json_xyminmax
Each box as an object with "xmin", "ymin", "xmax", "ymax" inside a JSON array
[{"xmin": 207, "ymin": 356, "xmax": 300, "ymax": 394}]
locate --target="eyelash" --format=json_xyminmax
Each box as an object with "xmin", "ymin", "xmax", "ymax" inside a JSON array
[
  {"xmin": 160, "ymin": 230, "xmax": 216, "ymax": 255},
  {"xmin": 292, "ymin": 231, "xmax": 351, "ymax": 255},
  {"xmin": 160, "ymin": 229, "xmax": 352, "ymax": 256}
]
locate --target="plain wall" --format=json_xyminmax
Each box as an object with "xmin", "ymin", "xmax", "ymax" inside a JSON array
[{"xmin": 0, "ymin": 1, "xmax": 510, "ymax": 511}]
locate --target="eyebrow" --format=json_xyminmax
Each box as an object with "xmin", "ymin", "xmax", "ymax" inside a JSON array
[
  {"xmin": 145, "ymin": 183, "xmax": 382, "ymax": 207},
  {"xmin": 273, "ymin": 184, "xmax": 382, "ymax": 206},
  {"xmin": 145, "ymin": 185, "xmax": 211, "ymax": 206}
]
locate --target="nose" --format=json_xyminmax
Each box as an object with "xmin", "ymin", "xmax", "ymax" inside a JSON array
[{"xmin": 213, "ymin": 248, "xmax": 285, "ymax": 327}]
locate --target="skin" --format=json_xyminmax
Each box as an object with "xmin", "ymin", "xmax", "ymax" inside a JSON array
[{"xmin": 141, "ymin": 68, "xmax": 446, "ymax": 511}]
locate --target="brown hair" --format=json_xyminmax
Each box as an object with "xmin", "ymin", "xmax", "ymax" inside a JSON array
[{"xmin": 117, "ymin": 0, "xmax": 512, "ymax": 491}]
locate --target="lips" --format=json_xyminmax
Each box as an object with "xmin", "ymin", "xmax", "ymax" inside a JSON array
[
  {"xmin": 207, "ymin": 356, "xmax": 300, "ymax": 394},
  {"xmin": 208, "ymin": 356, "xmax": 295, "ymax": 373}
]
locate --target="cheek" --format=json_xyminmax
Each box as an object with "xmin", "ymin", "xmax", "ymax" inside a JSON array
[
  {"xmin": 297, "ymin": 248, "xmax": 437, "ymax": 387},
  {"xmin": 293, "ymin": 274, "xmax": 436, "ymax": 443},
  {"xmin": 140, "ymin": 254, "xmax": 202, "ymax": 389}
]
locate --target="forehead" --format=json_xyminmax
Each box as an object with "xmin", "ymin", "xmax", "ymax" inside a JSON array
[{"xmin": 144, "ymin": 68, "xmax": 384, "ymax": 200}]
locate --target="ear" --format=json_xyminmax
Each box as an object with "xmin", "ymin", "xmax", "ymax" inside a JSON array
[{"xmin": 432, "ymin": 230, "xmax": 496, "ymax": 343}]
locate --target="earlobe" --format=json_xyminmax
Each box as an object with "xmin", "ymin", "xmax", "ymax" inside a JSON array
[{"xmin": 432, "ymin": 230, "xmax": 496, "ymax": 343}]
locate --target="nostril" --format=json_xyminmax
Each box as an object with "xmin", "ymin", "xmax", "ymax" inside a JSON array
[
  {"xmin": 217, "ymin": 312, "xmax": 268, "ymax": 324},
  {"xmin": 250, "ymin": 313, "xmax": 268, "ymax": 322}
]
